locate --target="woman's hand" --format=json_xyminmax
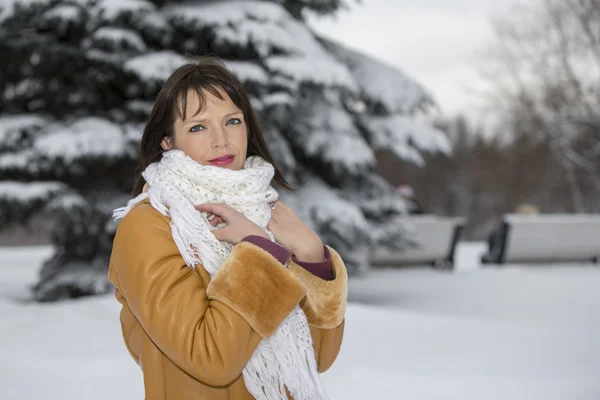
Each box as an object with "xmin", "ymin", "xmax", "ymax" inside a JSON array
[
  {"xmin": 195, "ymin": 203, "xmax": 270, "ymax": 244},
  {"xmin": 268, "ymin": 201, "xmax": 325, "ymax": 262}
]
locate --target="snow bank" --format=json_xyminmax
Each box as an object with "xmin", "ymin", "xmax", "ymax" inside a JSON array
[{"xmin": 1, "ymin": 243, "xmax": 600, "ymax": 399}]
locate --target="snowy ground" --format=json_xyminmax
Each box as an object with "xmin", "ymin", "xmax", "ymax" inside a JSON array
[{"xmin": 1, "ymin": 243, "xmax": 599, "ymax": 400}]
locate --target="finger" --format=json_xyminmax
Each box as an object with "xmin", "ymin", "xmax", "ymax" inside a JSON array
[
  {"xmin": 270, "ymin": 201, "xmax": 281, "ymax": 214},
  {"xmin": 275, "ymin": 200, "xmax": 290, "ymax": 210},
  {"xmin": 210, "ymin": 217, "xmax": 225, "ymax": 227},
  {"xmin": 211, "ymin": 226, "xmax": 230, "ymax": 242},
  {"xmin": 195, "ymin": 203, "xmax": 233, "ymax": 222},
  {"xmin": 271, "ymin": 205, "xmax": 283, "ymax": 219}
]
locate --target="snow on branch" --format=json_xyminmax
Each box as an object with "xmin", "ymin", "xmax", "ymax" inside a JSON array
[
  {"xmin": 265, "ymin": 53, "xmax": 355, "ymax": 89},
  {"xmin": 0, "ymin": 117, "xmax": 133, "ymax": 177},
  {"xmin": 361, "ymin": 114, "xmax": 451, "ymax": 165},
  {"xmin": 292, "ymin": 98, "xmax": 375, "ymax": 177},
  {"xmin": 41, "ymin": 3, "xmax": 83, "ymax": 25},
  {"xmin": 0, "ymin": 180, "xmax": 66, "ymax": 202},
  {"xmin": 0, "ymin": 114, "xmax": 47, "ymax": 151},
  {"xmin": 35, "ymin": 117, "xmax": 128, "ymax": 162},
  {"xmin": 340, "ymin": 173, "xmax": 407, "ymax": 218},
  {"xmin": 124, "ymin": 50, "xmax": 187, "ymax": 84},
  {"xmin": 92, "ymin": 0, "xmax": 155, "ymax": 22},
  {"xmin": 0, "ymin": 151, "xmax": 33, "ymax": 171},
  {"xmin": 165, "ymin": 1, "xmax": 355, "ymax": 89},
  {"xmin": 311, "ymin": 132, "xmax": 374, "ymax": 176},
  {"xmin": 165, "ymin": 1, "xmax": 297, "ymax": 56},
  {"xmin": 0, "ymin": 0, "xmax": 51, "ymax": 22},
  {"xmin": 0, "ymin": 180, "xmax": 86, "ymax": 222},
  {"xmin": 321, "ymin": 38, "xmax": 434, "ymax": 114},
  {"xmin": 263, "ymin": 128, "xmax": 297, "ymax": 175},
  {"xmin": 287, "ymin": 177, "xmax": 371, "ymax": 246},
  {"xmin": 90, "ymin": 27, "xmax": 147, "ymax": 53},
  {"xmin": 224, "ymin": 60, "xmax": 269, "ymax": 85}
]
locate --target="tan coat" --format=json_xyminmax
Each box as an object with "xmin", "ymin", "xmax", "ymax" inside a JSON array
[{"xmin": 108, "ymin": 201, "xmax": 347, "ymax": 399}]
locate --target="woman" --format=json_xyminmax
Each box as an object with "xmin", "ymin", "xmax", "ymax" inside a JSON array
[{"xmin": 108, "ymin": 58, "xmax": 347, "ymax": 400}]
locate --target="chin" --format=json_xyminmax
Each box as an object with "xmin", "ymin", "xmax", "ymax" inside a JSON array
[
  {"xmin": 219, "ymin": 163, "xmax": 243, "ymax": 171},
  {"xmin": 228, "ymin": 159, "xmax": 245, "ymax": 171}
]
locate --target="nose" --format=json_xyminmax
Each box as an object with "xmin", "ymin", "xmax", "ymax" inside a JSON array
[{"xmin": 211, "ymin": 125, "xmax": 229, "ymax": 148}]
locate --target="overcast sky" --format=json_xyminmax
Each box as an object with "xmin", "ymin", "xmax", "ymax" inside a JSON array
[{"xmin": 308, "ymin": 0, "xmax": 519, "ymax": 122}]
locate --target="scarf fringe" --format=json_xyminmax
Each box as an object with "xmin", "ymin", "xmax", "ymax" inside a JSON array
[
  {"xmin": 113, "ymin": 192, "xmax": 149, "ymax": 221},
  {"xmin": 243, "ymin": 308, "xmax": 329, "ymax": 400},
  {"xmin": 167, "ymin": 197, "xmax": 229, "ymax": 273}
]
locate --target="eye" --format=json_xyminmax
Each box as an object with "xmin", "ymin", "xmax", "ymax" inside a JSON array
[
  {"xmin": 226, "ymin": 118, "xmax": 242, "ymax": 126},
  {"xmin": 189, "ymin": 124, "xmax": 205, "ymax": 132}
]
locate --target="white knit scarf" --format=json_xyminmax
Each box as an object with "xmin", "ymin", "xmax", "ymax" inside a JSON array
[{"xmin": 113, "ymin": 150, "xmax": 328, "ymax": 400}]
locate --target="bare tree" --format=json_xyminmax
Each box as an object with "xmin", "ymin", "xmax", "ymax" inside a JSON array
[{"xmin": 479, "ymin": 0, "xmax": 600, "ymax": 212}]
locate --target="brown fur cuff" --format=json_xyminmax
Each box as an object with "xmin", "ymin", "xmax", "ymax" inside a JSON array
[
  {"xmin": 206, "ymin": 241, "xmax": 306, "ymax": 339},
  {"xmin": 288, "ymin": 246, "xmax": 348, "ymax": 329}
]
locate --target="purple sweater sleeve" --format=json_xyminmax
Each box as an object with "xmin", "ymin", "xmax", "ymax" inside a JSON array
[
  {"xmin": 241, "ymin": 236, "xmax": 334, "ymax": 281},
  {"xmin": 242, "ymin": 235, "xmax": 290, "ymax": 265},
  {"xmin": 292, "ymin": 246, "xmax": 334, "ymax": 281}
]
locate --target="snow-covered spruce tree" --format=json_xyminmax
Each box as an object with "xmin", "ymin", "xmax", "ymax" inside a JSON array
[{"xmin": 0, "ymin": 0, "xmax": 450, "ymax": 301}]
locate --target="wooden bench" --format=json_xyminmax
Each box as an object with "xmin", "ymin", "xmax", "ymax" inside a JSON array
[
  {"xmin": 481, "ymin": 214, "xmax": 600, "ymax": 264},
  {"xmin": 370, "ymin": 215, "xmax": 465, "ymax": 269}
]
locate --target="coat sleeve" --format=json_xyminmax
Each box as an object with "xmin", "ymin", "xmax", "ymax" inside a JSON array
[
  {"xmin": 108, "ymin": 204, "xmax": 306, "ymax": 387},
  {"xmin": 288, "ymin": 246, "xmax": 348, "ymax": 373}
]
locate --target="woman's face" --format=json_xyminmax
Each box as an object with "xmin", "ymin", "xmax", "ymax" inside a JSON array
[{"xmin": 162, "ymin": 88, "xmax": 248, "ymax": 170}]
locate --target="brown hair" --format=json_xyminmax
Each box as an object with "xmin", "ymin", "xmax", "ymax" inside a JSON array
[{"xmin": 132, "ymin": 57, "xmax": 292, "ymax": 195}]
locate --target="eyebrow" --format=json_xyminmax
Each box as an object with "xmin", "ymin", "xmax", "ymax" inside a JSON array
[{"xmin": 184, "ymin": 111, "xmax": 243, "ymax": 125}]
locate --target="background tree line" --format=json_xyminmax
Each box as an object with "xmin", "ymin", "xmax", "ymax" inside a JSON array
[{"xmin": 380, "ymin": 0, "xmax": 600, "ymax": 239}]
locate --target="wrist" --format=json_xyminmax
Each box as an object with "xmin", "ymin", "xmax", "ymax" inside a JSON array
[
  {"xmin": 251, "ymin": 228, "xmax": 270, "ymax": 241},
  {"xmin": 292, "ymin": 237, "xmax": 325, "ymax": 262}
]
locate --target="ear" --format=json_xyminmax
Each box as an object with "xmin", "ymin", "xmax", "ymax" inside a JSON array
[{"xmin": 161, "ymin": 136, "xmax": 173, "ymax": 150}]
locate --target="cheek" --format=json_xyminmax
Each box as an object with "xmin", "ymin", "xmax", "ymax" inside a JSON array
[
  {"xmin": 177, "ymin": 135, "xmax": 213, "ymax": 165},
  {"xmin": 235, "ymin": 131, "xmax": 248, "ymax": 154},
  {"xmin": 235, "ymin": 129, "xmax": 248, "ymax": 165}
]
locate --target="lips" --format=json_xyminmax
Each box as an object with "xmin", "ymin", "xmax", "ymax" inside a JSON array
[{"xmin": 209, "ymin": 154, "xmax": 235, "ymax": 166}]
